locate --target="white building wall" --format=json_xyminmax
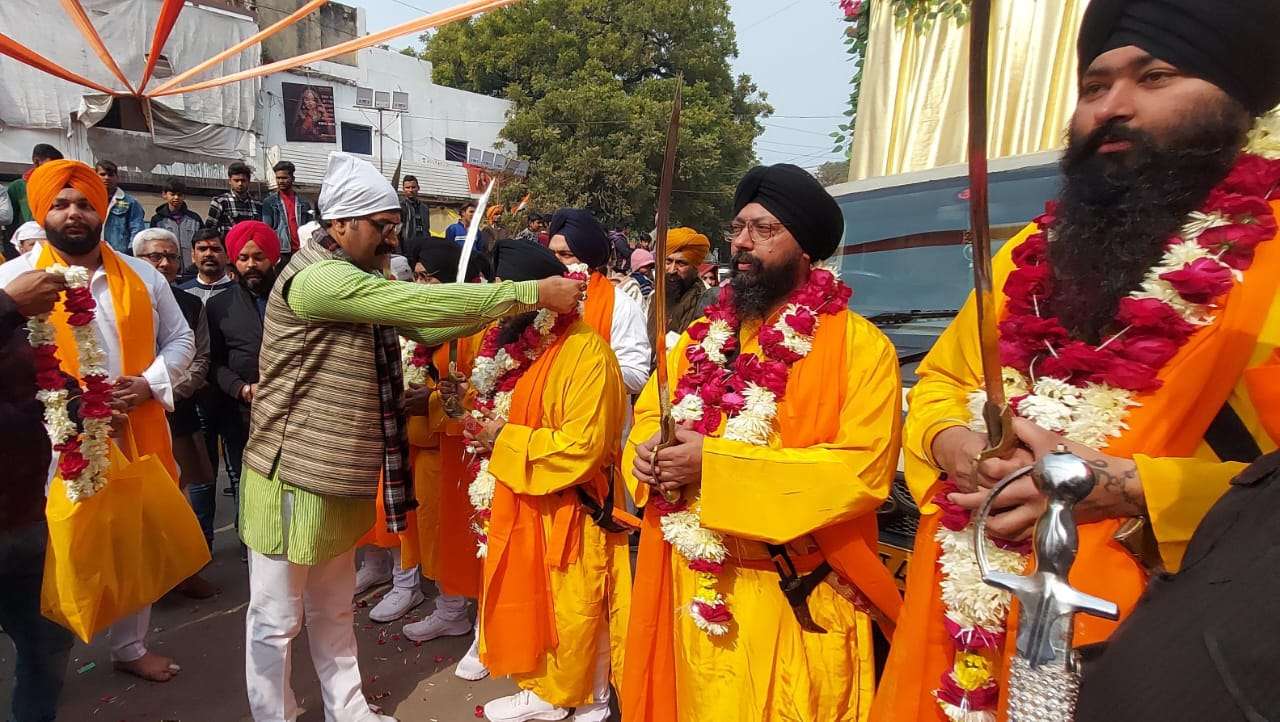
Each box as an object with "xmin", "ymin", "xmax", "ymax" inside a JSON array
[{"xmin": 260, "ymin": 47, "xmax": 514, "ymax": 201}]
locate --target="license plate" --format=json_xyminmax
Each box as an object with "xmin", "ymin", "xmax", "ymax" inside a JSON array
[{"xmin": 877, "ymin": 542, "xmax": 912, "ymax": 591}]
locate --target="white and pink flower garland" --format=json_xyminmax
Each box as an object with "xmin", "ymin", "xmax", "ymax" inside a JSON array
[
  {"xmin": 401, "ymin": 339, "xmax": 432, "ymax": 388},
  {"xmin": 28, "ymin": 265, "xmax": 114, "ymax": 502},
  {"xmin": 932, "ymin": 152, "xmax": 1280, "ymax": 722},
  {"xmin": 464, "ymin": 266, "xmax": 588, "ymax": 558},
  {"xmin": 656, "ymin": 268, "xmax": 852, "ymax": 637}
]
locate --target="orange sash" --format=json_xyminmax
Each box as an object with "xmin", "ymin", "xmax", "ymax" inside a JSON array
[
  {"xmin": 872, "ymin": 202, "xmax": 1280, "ymax": 722},
  {"xmin": 623, "ymin": 308, "xmax": 902, "ymax": 722},
  {"xmin": 35, "ymin": 243, "xmax": 177, "ymax": 480},
  {"xmin": 582, "ymin": 272, "xmax": 615, "ymax": 343},
  {"xmin": 479, "ymin": 326, "xmax": 581, "ymax": 676}
]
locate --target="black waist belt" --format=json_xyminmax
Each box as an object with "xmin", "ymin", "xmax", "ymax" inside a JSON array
[
  {"xmin": 766, "ymin": 543, "xmax": 832, "ymax": 634},
  {"xmin": 574, "ymin": 470, "xmax": 630, "ymax": 535}
]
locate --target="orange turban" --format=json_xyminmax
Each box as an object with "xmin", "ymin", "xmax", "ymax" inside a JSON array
[
  {"xmin": 26, "ymin": 159, "xmax": 108, "ymax": 225},
  {"xmin": 667, "ymin": 227, "xmax": 710, "ymax": 266}
]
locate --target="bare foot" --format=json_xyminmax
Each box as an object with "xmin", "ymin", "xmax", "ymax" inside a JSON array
[{"xmin": 113, "ymin": 652, "xmax": 181, "ymax": 683}]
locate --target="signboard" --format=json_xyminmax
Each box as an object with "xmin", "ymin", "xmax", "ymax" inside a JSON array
[{"xmin": 282, "ymin": 82, "xmax": 337, "ymax": 143}]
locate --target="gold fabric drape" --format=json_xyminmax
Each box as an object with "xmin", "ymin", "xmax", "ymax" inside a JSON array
[{"xmin": 849, "ymin": 0, "xmax": 1086, "ymax": 181}]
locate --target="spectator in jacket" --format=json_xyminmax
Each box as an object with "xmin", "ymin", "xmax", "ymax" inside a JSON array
[
  {"xmin": 132, "ymin": 228, "xmax": 219, "ymax": 599},
  {"xmin": 260, "ymin": 161, "xmax": 313, "ymax": 265},
  {"xmin": 205, "ymin": 221, "xmax": 278, "ymax": 544},
  {"xmin": 97, "ymin": 160, "xmax": 146, "ymax": 255},
  {"xmin": 398, "ymin": 175, "xmax": 432, "ymax": 264},
  {"xmin": 207, "ymin": 162, "xmax": 262, "ymax": 237},
  {"xmin": 178, "ymin": 228, "xmax": 234, "ymax": 304},
  {"xmin": 3, "ymin": 144, "xmax": 61, "ymax": 260},
  {"xmin": 151, "ymin": 178, "xmax": 204, "ymax": 272}
]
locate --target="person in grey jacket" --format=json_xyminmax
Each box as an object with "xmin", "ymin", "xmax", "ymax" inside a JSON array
[
  {"xmin": 151, "ymin": 178, "xmax": 205, "ymax": 274},
  {"xmin": 260, "ymin": 161, "xmax": 314, "ymax": 266}
]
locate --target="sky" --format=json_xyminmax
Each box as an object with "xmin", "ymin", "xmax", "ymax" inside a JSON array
[{"xmin": 354, "ymin": 0, "xmax": 854, "ymax": 170}]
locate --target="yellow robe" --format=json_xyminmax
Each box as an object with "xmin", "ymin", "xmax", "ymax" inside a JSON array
[
  {"xmin": 484, "ymin": 323, "xmax": 631, "ymax": 708},
  {"xmin": 623, "ymin": 311, "xmax": 902, "ymax": 722}
]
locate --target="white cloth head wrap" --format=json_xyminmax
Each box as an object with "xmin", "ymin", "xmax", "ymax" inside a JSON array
[
  {"xmin": 318, "ymin": 152, "xmax": 400, "ymax": 221},
  {"xmin": 11, "ymin": 220, "xmax": 45, "ymax": 252}
]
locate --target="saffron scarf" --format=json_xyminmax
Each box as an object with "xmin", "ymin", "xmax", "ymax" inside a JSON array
[{"xmin": 35, "ymin": 242, "xmax": 177, "ymax": 479}]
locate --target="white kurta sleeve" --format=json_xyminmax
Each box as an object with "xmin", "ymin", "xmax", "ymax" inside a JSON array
[{"xmin": 610, "ymin": 286, "xmax": 652, "ymax": 394}]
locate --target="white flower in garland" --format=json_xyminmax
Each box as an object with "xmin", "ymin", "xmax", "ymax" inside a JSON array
[
  {"xmin": 702, "ymin": 320, "xmax": 734, "ymax": 364},
  {"xmin": 670, "ymin": 393, "xmax": 704, "ymax": 425},
  {"xmin": 776, "ymin": 304, "xmax": 815, "ymax": 357},
  {"xmin": 936, "ymin": 527, "xmax": 1026, "ymax": 629},
  {"xmin": 401, "ymin": 339, "xmax": 429, "ymax": 388},
  {"xmin": 722, "ymin": 383, "xmax": 778, "ymax": 446},
  {"xmin": 659, "ymin": 508, "xmax": 728, "ymax": 563}
]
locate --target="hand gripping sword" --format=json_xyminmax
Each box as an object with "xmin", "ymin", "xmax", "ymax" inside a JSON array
[
  {"xmin": 967, "ymin": 0, "xmax": 1018, "ymax": 461},
  {"xmin": 974, "ymin": 451, "xmax": 1120, "ymax": 721},
  {"xmin": 650, "ymin": 76, "xmax": 683, "ymax": 504}
]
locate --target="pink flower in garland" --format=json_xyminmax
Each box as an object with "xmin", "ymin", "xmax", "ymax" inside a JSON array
[
  {"xmin": 1115, "ymin": 297, "xmax": 1196, "ymax": 339},
  {"xmin": 1223, "ymin": 153, "xmax": 1280, "ymax": 199},
  {"xmin": 1159, "ymin": 258, "xmax": 1234, "ymax": 303},
  {"xmin": 1109, "ymin": 335, "xmax": 1181, "ymax": 368}
]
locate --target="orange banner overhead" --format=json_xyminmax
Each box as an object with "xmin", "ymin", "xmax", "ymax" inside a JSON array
[
  {"xmin": 0, "ymin": 32, "xmax": 119, "ymax": 96},
  {"xmin": 150, "ymin": 0, "xmax": 519, "ymax": 98},
  {"xmin": 59, "ymin": 0, "xmax": 136, "ymax": 95},
  {"xmin": 137, "ymin": 0, "xmax": 185, "ymax": 92},
  {"xmin": 147, "ymin": 0, "xmax": 329, "ymax": 97}
]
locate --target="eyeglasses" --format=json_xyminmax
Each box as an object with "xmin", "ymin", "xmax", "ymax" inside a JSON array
[
  {"xmin": 724, "ymin": 220, "xmax": 786, "ymax": 244},
  {"xmin": 413, "ymin": 270, "xmax": 437, "ymax": 282},
  {"xmin": 138, "ymin": 252, "xmax": 179, "ymax": 264},
  {"xmin": 552, "ymin": 249, "xmax": 578, "ymax": 262},
  {"xmin": 364, "ymin": 217, "xmax": 402, "ymax": 237}
]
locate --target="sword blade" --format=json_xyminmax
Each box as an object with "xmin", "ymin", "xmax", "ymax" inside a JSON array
[
  {"xmin": 965, "ymin": 0, "xmax": 1014, "ymax": 456},
  {"xmin": 651, "ymin": 76, "xmax": 683, "ymax": 503}
]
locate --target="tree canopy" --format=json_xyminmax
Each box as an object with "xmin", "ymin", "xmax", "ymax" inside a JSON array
[{"xmin": 418, "ymin": 0, "xmax": 771, "ymax": 246}]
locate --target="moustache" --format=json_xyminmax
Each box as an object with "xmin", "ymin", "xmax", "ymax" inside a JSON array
[
  {"xmin": 1064, "ymin": 120, "xmax": 1155, "ymax": 167},
  {"xmin": 731, "ymin": 252, "xmax": 763, "ymax": 275}
]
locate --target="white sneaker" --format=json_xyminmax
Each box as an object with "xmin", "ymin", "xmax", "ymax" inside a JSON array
[
  {"xmin": 369, "ymin": 588, "xmax": 424, "ymax": 623},
  {"xmin": 455, "ymin": 635, "xmax": 490, "ymax": 681},
  {"xmin": 354, "ymin": 562, "xmax": 393, "ymax": 596},
  {"xmin": 483, "ymin": 690, "xmax": 568, "ymax": 722},
  {"xmin": 402, "ymin": 610, "xmax": 473, "ymax": 642}
]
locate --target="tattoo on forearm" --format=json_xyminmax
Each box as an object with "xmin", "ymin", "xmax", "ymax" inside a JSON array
[{"xmin": 1085, "ymin": 458, "xmax": 1145, "ymax": 517}]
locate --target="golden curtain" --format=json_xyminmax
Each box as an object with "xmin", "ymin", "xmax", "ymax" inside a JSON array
[{"xmin": 849, "ymin": 0, "xmax": 1087, "ymax": 181}]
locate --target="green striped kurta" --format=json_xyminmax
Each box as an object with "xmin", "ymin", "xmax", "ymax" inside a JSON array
[{"xmin": 240, "ymin": 259, "xmax": 540, "ymax": 565}]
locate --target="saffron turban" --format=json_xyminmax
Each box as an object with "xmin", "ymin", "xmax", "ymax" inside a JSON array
[
  {"xmin": 492, "ymin": 237, "xmax": 566, "ymax": 282},
  {"xmin": 733, "ymin": 163, "xmax": 843, "ymax": 262},
  {"xmin": 1078, "ymin": 0, "xmax": 1280, "ymax": 116},
  {"xmin": 666, "ymin": 227, "xmax": 710, "ymax": 266},
  {"xmin": 318, "ymin": 152, "xmax": 400, "ymax": 220},
  {"xmin": 225, "ymin": 220, "xmax": 281, "ymax": 266},
  {"xmin": 548, "ymin": 208, "xmax": 610, "ymax": 269},
  {"xmin": 27, "ymin": 159, "xmax": 108, "ymax": 225}
]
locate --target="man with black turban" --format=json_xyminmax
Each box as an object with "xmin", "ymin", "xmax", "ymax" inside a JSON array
[
  {"xmin": 874, "ymin": 2, "xmax": 1280, "ymax": 720},
  {"xmin": 546, "ymin": 208, "xmax": 651, "ymax": 394},
  {"xmin": 466, "ymin": 237, "xmax": 632, "ymax": 722},
  {"xmin": 621, "ymin": 164, "xmax": 903, "ymax": 722}
]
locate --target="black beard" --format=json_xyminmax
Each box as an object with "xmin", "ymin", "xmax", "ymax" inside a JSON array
[
  {"xmin": 496, "ymin": 310, "xmax": 539, "ymax": 346},
  {"xmin": 45, "ymin": 224, "xmax": 102, "ymax": 256},
  {"xmin": 240, "ymin": 267, "xmax": 277, "ymax": 296},
  {"xmin": 1049, "ymin": 99, "xmax": 1250, "ymax": 342},
  {"xmin": 728, "ymin": 251, "xmax": 800, "ymax": 320},
  {"xmin": 664, "ymin": 270, "xmax": 698, "ymax": 305}
]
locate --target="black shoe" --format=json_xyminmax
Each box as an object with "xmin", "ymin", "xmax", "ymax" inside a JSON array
[
  {"xmin": 239, "ymin": 544, "xmax": 248, "ymax": 563},
  {"xmin": 223, "ymin": 487, "xmax": 236, "ymax": 497}
]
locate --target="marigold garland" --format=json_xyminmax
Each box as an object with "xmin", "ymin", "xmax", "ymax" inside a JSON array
[
  {"xmin": 932, "ymin": 150, "xmax": 1280, "ymax": 720},
  {"xmin": 28, "ymin": 264, "xmax": 113, "ymax": 502}
]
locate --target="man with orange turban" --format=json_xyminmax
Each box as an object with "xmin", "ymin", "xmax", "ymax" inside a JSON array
[
  {"xmin": 650, "ymin": 226, "xmax": 714, "ymax": 342},
  {"xmin": 0, "ymin": 159, "xmax": 199, "ymax": 683}
]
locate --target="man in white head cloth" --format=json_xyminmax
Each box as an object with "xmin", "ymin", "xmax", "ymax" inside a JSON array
[
  {"xmin": 239, "ymin": 152, "xmax": 587, "ymax": 722},
  {"xmin": 10, "ymin": 221, "xmax": 44, "ymax": 256}
]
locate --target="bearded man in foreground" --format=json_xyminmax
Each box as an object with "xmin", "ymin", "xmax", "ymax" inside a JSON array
[{"xmin": 872, "ymin": 1, "xmax": 1280, "ymax": 719}]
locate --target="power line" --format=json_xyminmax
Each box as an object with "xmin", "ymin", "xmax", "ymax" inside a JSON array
[{"xmin": 739, "ymin": 0, "xmax": 804, "ymax": 31}]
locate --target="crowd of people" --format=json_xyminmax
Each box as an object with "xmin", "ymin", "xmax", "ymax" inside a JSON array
[{"xmin": 2, "ymin": 1, "xmax": 1280, "ymax": 720}]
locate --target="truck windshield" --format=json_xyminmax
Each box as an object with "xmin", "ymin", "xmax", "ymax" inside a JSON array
[{"xmin": 833, "ymin": 161, "xmax": 1062, "ymax": 380}]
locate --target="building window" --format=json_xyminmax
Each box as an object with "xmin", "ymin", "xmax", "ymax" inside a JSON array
[
  {"xmin": 96, "ymin": 96, "xmax": 151, "ymax": 132},
  {"xmin": 341, "ymin": 123, "xmax": 373, "ymax": 155},
  {"xmin": 445, "ymin": 138, "xmax": 468, "ymax": 163}
]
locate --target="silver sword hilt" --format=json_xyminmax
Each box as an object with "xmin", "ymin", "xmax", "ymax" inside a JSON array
[{"xmin": 974, "ymin": 449, "xmax": 1120, "ymax": 721}]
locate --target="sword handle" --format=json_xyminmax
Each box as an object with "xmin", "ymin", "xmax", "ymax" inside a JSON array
[
  {"xmin": 978, "ymin": 402, "xmax": 1019, "ymax": 461},
  {"xmin": 656, "ymin": 414, "xmax": 681, "ymax": 503},
  {"xmin": 441, "ymin": 362, "xmax": 467, "ymax": 420},
  {"xmin": 1006, "ymin": 655, "xmax": 1080, "ymax": 722}
]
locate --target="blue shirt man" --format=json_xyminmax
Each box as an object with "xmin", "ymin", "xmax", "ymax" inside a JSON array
[
  {"xmin": 97, "ymin": 160, "xmax": 146, "ymax": 254},
  {"xmin": 443, "ymin": 203, "xmax": 476, "ymax": 248}
]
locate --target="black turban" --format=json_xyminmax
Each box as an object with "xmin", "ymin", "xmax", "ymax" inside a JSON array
[
  {"xmin": 492, "ymin": 237, "xmax": 566, "ymax": 282},
  {"xmin": 548, "ymin": 208, "xmax": 610, "ymax": 268},
  {"xmin": 733, "ymin": 164, "xmax": 844, "ymax": 261},
  {"xmin": 414, "ymin": 241, "xmax": 490, "ymax": 282},
  {"xmin": 1078, "ymin": 0, "xmax": 1280, "ymax": 117}
]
